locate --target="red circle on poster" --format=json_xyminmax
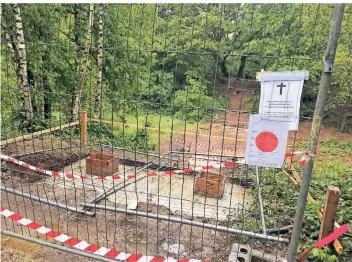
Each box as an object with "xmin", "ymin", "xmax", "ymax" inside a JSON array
[{"xmin": 255, "ymin": 132, "xmax": 278, "ymax": 152}]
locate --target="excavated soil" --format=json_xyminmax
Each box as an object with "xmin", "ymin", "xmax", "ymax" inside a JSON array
[{"xmin": 5, "ymin": 152, "xmax": 88, "ymax": 183}]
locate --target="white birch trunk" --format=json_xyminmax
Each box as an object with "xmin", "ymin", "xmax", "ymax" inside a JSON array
[
  {"xmin": 94, "ymin": 4, "xmax": 104, "ymax": 116},
  {"xmin": 72, "ymin": 4, "xmax": 94, "ymax": 121},
  {"xmin": 13, "ymin": 4, "xmax": 33, "ymax": 119}
]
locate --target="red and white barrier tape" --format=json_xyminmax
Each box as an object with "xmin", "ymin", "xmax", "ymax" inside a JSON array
[
  {"xmin": 210, "ymin": 125, "xmax": 247, "ymax": 132},
  {"xmin": 284, "ymin": 151, "xmax": 316, "ymax": 166},
  {"xmin": 185, "ymin": 130, "xmax": 233, "ymax": 139},
  {"xmin": 0, "ymin": 153, "xmax": 238, "ymax": 182},
  {"xmin": 214, "ymin": 120, "xmax": 249, "ymax": 126},
  {"xmin": 185, "ymin": 130, "xmax": 246, "ymax": 138},
  {"xmin": 0, "ymin": 207, "xmax": 208, "ymax": 262},
  {"xmin": 191, "ymin": 149, "xmax": 245, "ymax": 156},
  {"xmin": 213, "ymin": 120, "xmax": 248, "ymax": 126},
  {"xmin": 171, "ymin": 138, "xmax": 245, "ymax": 150},
  {"xmin": 213, "ymin": 114, "xmax": 249, "ymax": 121}
]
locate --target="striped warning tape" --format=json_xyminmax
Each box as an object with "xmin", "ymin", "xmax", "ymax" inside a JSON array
[
  {"xmin": 191, "ymin": 149, "xmax": 245, "ymax": 156},
  {"xmin": 213, "ymin": 114, "xmax": 249, "ymax": 120},
  {"xmin": 186, "ymin": 129, "xmax": 246, "ymax": 136},
  {"xmin": 185, "ymin": 130, "xmax": 234, "ymax": 139},
  {"xmin": 182, "ymin": 130, "xmax": 241, "ymax": 140},
  {"xmin": 0, "ymin": 207, "xmax": 208, "ymax": 262},
  {"xmin": 285, "ymin": 151, "xmax": 315, "ymax": 167},
  {"xmin": 0, "ymin": 153, "xmax": 239, "ymax": 182},
  {"xmin": 210, "ymin": 125, "xmax": 247, "ymax": 132},
  {"xmin": 171, "ymin": 138, "xmax": 246, "ymax": 150},
  {"xmin": 187, "ymin": 155, "xmax": 231, "ymax": 161},
  {"xmin": 214, "ymin": 119, "xmax": 249, "ymax": 126}
]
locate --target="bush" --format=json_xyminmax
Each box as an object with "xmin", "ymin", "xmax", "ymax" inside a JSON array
[
  {"xmin": 87, "ymin": 122, "xmax": 156, "ymax": 152},
  {"xmin": 139, "ymin": 71, "xmax": 174, "ymax": 111},
  {"xmin": 173, "ymin": 70, "xmax": 215, "ymax": 121}
]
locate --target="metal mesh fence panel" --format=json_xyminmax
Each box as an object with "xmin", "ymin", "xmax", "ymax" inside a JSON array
[{"xmin": 1, "ymin": 3, "xmax": 351, "ymax": 262}]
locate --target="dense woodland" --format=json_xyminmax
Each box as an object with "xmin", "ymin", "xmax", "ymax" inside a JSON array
[{"xmin": 1, "ymin": 3, "xmax": 351, "ymax": 137}]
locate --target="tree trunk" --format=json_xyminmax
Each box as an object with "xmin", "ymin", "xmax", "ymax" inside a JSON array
[
  {"xmin": 340, "ymin": 110, "xmax": 348, "ymax": 132},
  {"xmin": 74, "ymin": 4, "xmax": 82, "ymax": 70},
  {"xmin": 1, "ymin": 6, "xmax": 18, "ymax": 72},
  {"xmin": 237, "ymin": 55, "xmax": 247, "ymax": 79},
  {"xmin": 72, "ymin": 4, "xmax": 94, "ymax": 121},
  {"xmin": 220, "ymin": 54, "xmax": 229, "ymax": 78},
  {"xmin": 340, "ymin": 97, "xmax": 350, "ymax": 132},
  {"xmin": 43, "ymin": 75, "xmax": 51, "ymax": 119},
  {"xmin": 94, "ymin": 4, "xmax": 104, "ymax": 116},
  {"xmin": 2, "ymin": 4, "xmax": 33, "ymax": 119},
  {"xmin": 27, "ymin": 67, "xmax": 38, "ymax": 116},
  {"xmin": 13, "ymin": 4, "xmax": 33, "ymax": 119},
  {"xmin": 42, "ymin": 51, "xmax": 51, "ymax": 119}
]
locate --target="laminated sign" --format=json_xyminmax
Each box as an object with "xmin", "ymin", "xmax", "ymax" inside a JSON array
[
  {"xmin": 245, "ymin": 114, "xmax": 289, "ymax": 168},
  {"xmin": 258, "ymin": 71, "xmax": 307, "ymax": 130}
]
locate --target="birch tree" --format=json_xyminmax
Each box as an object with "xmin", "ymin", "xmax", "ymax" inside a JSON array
[
  {"xmin": 94, "ymin": 4, "xmax": 104, "ymax": 116},
  {"xmin": 72, "ymin": 3, "xmax": 94, "ymax": 120},
  {"xmin": 1, "ymin": 4, "xmax": 33, "ymax": 119},
  {"xmin": 13, "ymin": 4, "xmax": 34, "ymax": 119}
]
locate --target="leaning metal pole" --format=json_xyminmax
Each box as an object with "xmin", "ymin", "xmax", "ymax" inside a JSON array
[
  {"xmin": 1, "ymin": 186, "xmax": 95, "ymax": 216},
  {"xmin": 81, "ymin": 203, "xmax": 289, "ymax": 243},
  {"xmin": 287, "ymin": 4, "xmax": 345, "ymax": 262},
  {"xmin": 255, "ymin": 166, "xmax": 266, "ymax": 234}
]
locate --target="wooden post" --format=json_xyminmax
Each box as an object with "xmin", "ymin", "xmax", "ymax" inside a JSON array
[
  {"xmin": 319, "ymin": 186, "xmax": 340, "ymax": 239},
  {"xmin": 80, "ymin": 111, "xmax": 87, "ymax": 144},
  {"xmin": 283, "ymin": 160, "xmax": 343, "ymax": 254}
]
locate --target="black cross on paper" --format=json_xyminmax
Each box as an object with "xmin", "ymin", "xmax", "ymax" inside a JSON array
[{"xmin": 277, "ymin": 82, "xmax": 286, "ymax": 95}]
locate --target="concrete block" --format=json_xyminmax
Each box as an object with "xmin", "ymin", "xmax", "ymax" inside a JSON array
[
  {"xmin": 228, "ymin": 243, "xmax": 287, "ymax": 262},
  {"xmin": 228, "ymin": 243, "xmax": 252, "ymax": 262}
]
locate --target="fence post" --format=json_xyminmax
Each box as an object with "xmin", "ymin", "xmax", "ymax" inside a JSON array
[
  {"xmin": 287, "ymin": 4, "xmax": 345, "ymax": 262},
  {"xmin": 80, "ymin": 111, "xmax": 87, "ymax": 144},
  {"xmin": 319, "ymin": 186, "xmax": 340, "ymax": 239}
]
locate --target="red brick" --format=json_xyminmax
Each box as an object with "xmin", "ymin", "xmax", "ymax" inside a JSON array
[
  {"xmin": 194, "ymin": 171, "xmax": 225, "ymax": 198},
  {"xmin": 86, "ymin": 153, "xmax": 119, "ymax": 176}
]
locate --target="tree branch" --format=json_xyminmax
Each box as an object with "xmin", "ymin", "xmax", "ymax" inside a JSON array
[{"xmin": 61, "ymin": 31, "xmax": 75, "ymax": 42}]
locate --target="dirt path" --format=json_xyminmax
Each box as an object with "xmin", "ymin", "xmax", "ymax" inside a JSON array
[{"xmin": 1, "ymin": 237, "xmax": 95, "ymax": 262}]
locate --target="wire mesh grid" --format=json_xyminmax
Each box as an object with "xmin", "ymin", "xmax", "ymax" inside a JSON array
[{"xmin": 1, "ymin": 3, "xmax": 350, "ymax": 262}]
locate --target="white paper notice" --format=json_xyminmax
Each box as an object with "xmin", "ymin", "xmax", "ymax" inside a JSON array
[
  {"xmin": 259, "ymin": 72, "xmax": 305, "ymax": 130},
  {"xmin": 245, "ymin": 114, "xmax": 289, "ymax": 168}
]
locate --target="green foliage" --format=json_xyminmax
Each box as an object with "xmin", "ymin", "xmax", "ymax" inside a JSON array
[
  {"xmin": 173, "ymin": 72, "xmax": 213, "ymax": 121},
  {"xmin": 320, "ymin": 139, "xmax": 352, "ymax": 156},
  {"xmin": 310, "ymin": 248, "xmax": 339, "ymax": 262},
  {"xmin": 86, "ymin": 122, "xmax": 156, "ymax": 152},
  {"xmin": 243, "ymin": 97, "xmax": 259, "ymax": 112},
  {"xmin": 138, "ymin": 71, "xmax": 174, "ymax": 111},
  {"xmin": 2, "ymin": 4, "xmax": 352, "ymax": 134},
  {"xmin": 255, "ymin": 139, "xmax": 352, "ymax": 262}
]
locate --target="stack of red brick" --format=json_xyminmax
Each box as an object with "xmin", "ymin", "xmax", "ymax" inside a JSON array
[
  {"xmin": 86, "ymin": 153, "xmax": 119, "ymax": 176},
  {"xmin": 194, "ymin": 171, "xmax": 225, "ymax": 198}
]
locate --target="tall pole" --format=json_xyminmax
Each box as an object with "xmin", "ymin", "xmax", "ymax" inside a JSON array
[{"xmin": 287, "ymin": 4, "xmax": 345, "ymax": 262}]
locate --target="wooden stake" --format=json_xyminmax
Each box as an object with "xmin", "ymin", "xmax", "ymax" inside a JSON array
[
  {"xmin": 80, "ymin": 111, "xmax": 87, "ymax": 144},
  {"xmin": 283, "ymin": 159, "xmax": 343, "ymax": 254},
  {"xmin": 319, "ymin": 186, "xmax": 340, "ymax": 239}
]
